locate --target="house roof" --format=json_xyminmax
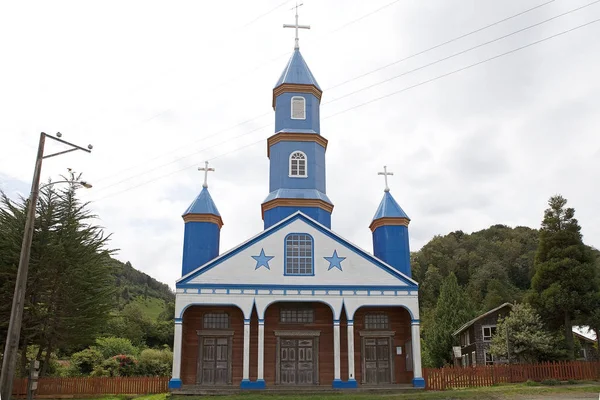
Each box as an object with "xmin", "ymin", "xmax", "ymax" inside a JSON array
[
  {"xmin": 177, "ymin": 210, "xmax": 419, "ymax": 288},
  {"xmin": 452, "ymin": 302, "xmax": 513, "ymax": 336},
  {"xmin": 274, "ymin": 49, "xmax": 321, "ymax": 90},
  {"xmin": 372, "ymin": 191, "xmax": 410, "ymax": 221},
  {"xmin": 183, "ymin": 187, "xmax": 221, "ymax": 217},
  {"xmin": 573, "ymin": 326, "xmax": 597, "ymax": 343}
]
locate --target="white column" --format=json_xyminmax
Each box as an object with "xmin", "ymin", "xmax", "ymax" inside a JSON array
[
  {"xmin": 242, "ymin": 319, "xmax": 251, "ymax": 381},
  {"xmin": 411, "ymin": 321, "xmax": 425, "ymax": 387},
  {"xmin": 333, "ymin": 319, "xmax": 341, "ymax": 381},
  {"xmin": 170, "ymin": 321, "xmax": 183, "ymax": 388},
  {"xmin": 257, "ymin": 319, "xmax": 265, "ymax": 381},
  {"xmin": 347, "ymin": 321, "xmax": 355, "ymax": 381}
]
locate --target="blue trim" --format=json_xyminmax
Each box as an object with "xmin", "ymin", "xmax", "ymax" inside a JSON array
[
  {"xmin": 283, "ymin": 233, "xmax": 315, "ymax": 276},
  {"xmin": 347, "ymin": 319, "xmax": 354, "ymax": 324},
  {"xmin": 332, "ymin": 379, "xmax": 357, "ymax": 389},
  {"xmin": 168, "ymin": 378, "xmax": 182, "ymax": 389},
  {"xmin": 178, "ymin": 283, "xmax": 417, "ymax": 291},
  {"xmin": 411, "ymin": 319, "xmax": 421, "ymax": 324},
  {"xmin": 244, "ymin": 318, "xmax": 251, "ymax": 324},
  {"xmin": 412, "ymin": 377, "xmax": 426, "ymax": 388},
  {"xmin": 174, "ymin": 318, "xmax": 182, "ymax": 324},
  {"xmin": 179, "ymin": 303, "xmax": 249, "ymax": 320},
  {"xmin": 240, "ymin": 379, "xmax": 266, "ymax": 389},
  {"xmin": 177, "ymin": 212, "xmax": 418, "ymax": 287}
]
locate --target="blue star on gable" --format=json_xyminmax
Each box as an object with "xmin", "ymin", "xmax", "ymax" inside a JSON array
[
  {"xmin": 324, "ymin": 250, "xmax": 346, "ymax": 271},
  {"xmin": 252, "ymin": 248, "xmax": 274, "ymax": 270}
]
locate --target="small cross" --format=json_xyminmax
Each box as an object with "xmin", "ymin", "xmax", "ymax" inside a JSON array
[
  {"xmin": 378, "ymin": 166, "xmax": 394, "ymax": 192},
  {"xmin": 198, "ymin": 161, "xmax": 215, "ymax": 188},
  {"xmin": 283, "ymin": 2, "xmax": 310, "ymax": 50}
]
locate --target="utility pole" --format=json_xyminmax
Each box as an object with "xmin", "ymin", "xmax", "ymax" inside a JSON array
[{"xmin": 0, "ymin": 132, "xmax": 92, "ymax": 400}]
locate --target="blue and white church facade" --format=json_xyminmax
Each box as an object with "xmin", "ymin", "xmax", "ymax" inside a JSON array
[{"xmin": 170, "ymin": 24, "xmax": 424, "ymax": 390}]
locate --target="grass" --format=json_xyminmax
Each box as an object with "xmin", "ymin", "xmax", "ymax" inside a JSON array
[
  {"xmin": 132, "ymin": 296, "xmax": 166, "ymax": 320},
  {"xmin": 75, "ymin": 383, "xmax": 600, "ymax": 400}
]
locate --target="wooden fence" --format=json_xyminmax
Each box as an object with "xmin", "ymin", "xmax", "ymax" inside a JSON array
[
  {"xmin": 424, "ymin": 361, "xmax": 600, "ymax": 390},
  {"xmin": 12, "ymin": 376, "xmax": 170, "ymax": 397}
]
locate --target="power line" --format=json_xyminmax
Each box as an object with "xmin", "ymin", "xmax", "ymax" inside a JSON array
[
  {"xmin": 90, "ymin": 1, "xmax": 558, "ymax": 191},
  {"xmin": 323, "ymin": 0, "xmax": 600, "ymax": 106},
  {"xmin": 89, "ymin": 16, "xmax": 600, "ymax": 203}
]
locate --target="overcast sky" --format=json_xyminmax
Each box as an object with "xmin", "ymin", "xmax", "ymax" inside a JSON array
[{"xmin": 1, "ymin": 0, "xmax": 599, "ymax": 288}]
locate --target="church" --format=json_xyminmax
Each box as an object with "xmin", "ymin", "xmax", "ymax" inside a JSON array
[{"xmin": 169, "ymin": 14, "xmax": 424, "ymax": 390}]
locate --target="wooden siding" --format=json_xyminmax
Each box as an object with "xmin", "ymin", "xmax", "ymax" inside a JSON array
[
  {"xmin": 181, "ymin": 306, "xmax": 244, "ymax": 385},
  {"xmin": 353, "ymin": 306, "xmax": 413, "ymax": 384}
]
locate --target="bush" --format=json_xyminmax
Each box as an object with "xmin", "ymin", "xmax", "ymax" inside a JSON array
[
  {"xmin": 138, "ymin": 348, "xmax": 173, "ymax": 376},
  {"xmin": 541, "ymin": 379, "xmax": 561, "ymax": 386},
  {"xmin": 113, "ymin": 354, "xmax": 138, "ymax": 376},
  {"xmin": 69, "ymin": 348, "xmax": 103, "ymax": 375},
  {"xmin": 96, "ymin": 337, "xmax": 139, "ymax": 358},
  {"xmin": 524, "ymin": 379, "xmax": 539, "ymax": 386}
]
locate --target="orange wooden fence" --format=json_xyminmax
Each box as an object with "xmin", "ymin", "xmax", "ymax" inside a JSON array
[
  {"xmin": 12, "ymin": 376, "xmax": 170, "ymax": 397},
  {"xmin": 424, "ymin": 361, "xmax": 600, "ymax": 390}
]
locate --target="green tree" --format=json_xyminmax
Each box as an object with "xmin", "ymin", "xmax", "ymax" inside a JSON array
[
  {"xmin": 489, "ymin": 303, "xmax": 555, "ymax": 363},
  {"xmin": 423, "ymin": 273, "xmax": 474, "ymax": 367},
  {"xmin": 95, "ymin": 337, "xmax": 139, "ymax": 358},
  {"xmin": 529, "ymin": 195, "xmax": 598, "ymax": 360}
]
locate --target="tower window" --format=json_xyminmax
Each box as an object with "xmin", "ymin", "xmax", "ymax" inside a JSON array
[
  {"xmin": 289, "ymin": 151, "xmax": 307, "ymax": 178},
  {"xmin": 291, "ymin": 96, "xmax": 306, "ymax": 120},
  {"xmin": 285, "ymin": 233, "xmax": 314, "ymax": 275}
]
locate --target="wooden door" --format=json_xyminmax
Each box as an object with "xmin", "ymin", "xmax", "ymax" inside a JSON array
[
  {"xmin": 364, "ymin": 337, "xmax": 391, "ymax": 384},
  {"xmin": 279, "ymin": 338, "xmax": 315, "ymax": 385},
  {"xmin": 199, "ymin": 337, "xmax": 230, "ymax": 385}
]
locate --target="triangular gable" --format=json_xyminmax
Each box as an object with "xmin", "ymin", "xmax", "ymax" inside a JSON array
[{"xmin": 178, "ymin": 211, "xmax": 418, "ymax": 288}]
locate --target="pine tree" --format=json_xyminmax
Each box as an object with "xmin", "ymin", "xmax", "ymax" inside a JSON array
[
  {"xmin": 424, "ymin": 273, "xmax": 474, "ymax": 367},
  {"xmin": 530, "ymin": 195, "xmax": 598, "ymax": 360}
]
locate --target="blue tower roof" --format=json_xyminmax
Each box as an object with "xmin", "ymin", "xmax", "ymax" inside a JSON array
[
  {"xmin": 372, "ymin": 191, "xmax": 410, "ymax": 221},
  {"xmin": 275, "ymin": 49, "xmax": 321, "ymax": 90},
  {"xmin": 183, "ymin": 187, "xmax": 221, "ymax": 216}
]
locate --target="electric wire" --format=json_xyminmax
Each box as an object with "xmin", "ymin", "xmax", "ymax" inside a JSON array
[
  {"xmin": 88, "ymin": 16, "xmax": 600, "ymax": 203},
  {"xmin": 90, "ymin": 1, "xmax": 559, "ymax": 192}
]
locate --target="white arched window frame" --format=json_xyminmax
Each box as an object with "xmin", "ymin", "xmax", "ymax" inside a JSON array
[
  {"xmin": 289, "ymin": 151, "xmax": 307, "ymax": 178},
  {"xmin": 291, "ymin": 96, "xmax": 306, "ymax": 120}
]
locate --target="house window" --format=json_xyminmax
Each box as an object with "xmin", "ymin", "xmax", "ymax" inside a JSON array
[
  {"xmin": 471, "ymin": 351, "xmax": 476, "ymax": 366},
  {"xmin": 365, "ymin": 313, "xmax": 389, "ymax": 330},
  {"xmin": 280, "ymin": 307, "xmax": 314, "ymax": 323},
  {"xmin": 291, "ymin": 96, "xmax": 306, "ymax": 119},
  {"xmin": 482, "ymin": 325, "xmax": 497, "ymax": 342},
  {"xmin": 203, "ymin": 313, "xmax": 229, "ymax": 329},
  {"xmin": 289, "ymin": 151, "xmax": 307, "ymax": 177},
  {"xmin": 285, "ymin": 233, "xmax": 313, "ymax": 275},
  {"xmin": 461, "ymin": 330, "xmax": 471, "ymax": 347},
  {"xmin": 484, "ymin": 350, "xmax": 495, "ymax": 366}
]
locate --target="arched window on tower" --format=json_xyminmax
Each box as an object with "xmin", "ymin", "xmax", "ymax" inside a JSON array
[
  {"xmin": 289, "ymin": 151, "xmax": 307, "ymax": 177},
  {"xmin": 291, "ymin": 96, "xmax": 306, "ymax": 120}
]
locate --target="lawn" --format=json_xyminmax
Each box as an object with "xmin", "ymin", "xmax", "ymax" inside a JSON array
[{"xmin": 81, "ymin": 383, "xmax": 600, "ymax": 400}]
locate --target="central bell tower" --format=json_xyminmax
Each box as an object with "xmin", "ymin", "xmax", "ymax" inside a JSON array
[{"xmin": 261, "ymin": 12, "xmax": 333, "ymax": 229}]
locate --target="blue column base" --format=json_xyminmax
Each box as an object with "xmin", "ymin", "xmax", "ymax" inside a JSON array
[
  {"xmin": 168, "ymin": 378, "xmax": 182, "ymax": 389},
  {"xmin": 240, "ymin": 379, "xmax": 266, "ymax": 389},
  {"xmin": 412, "ymin": 377, "xmax": 426, "ymax": 388},
  {"xmin": 332, "ymin": 379, "xmax": 358, "ymax": 388}
]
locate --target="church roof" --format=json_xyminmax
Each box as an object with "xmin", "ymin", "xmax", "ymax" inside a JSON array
[
  {"xmin": 263, "ymin": 188, "xmax": 332, "ymax": 203},
  {"xmin": 183, "ymin": 187, "xmax": 221, "ymax": 216},
  {"xmin": 372, "ymin": 191, "xmax": 410, "ymax": 221},
  {"xmin": 274, "ymin": 49, "xmax": 321, "ymax": 90}
]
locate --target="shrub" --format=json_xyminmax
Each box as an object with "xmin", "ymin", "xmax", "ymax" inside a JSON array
[
  {"xmin": 524, "ymin": 379, "xmax": 539, "ymax": 386},
  {"xmin": 138, "ymin": 348, "xmax": 173, "ymax": 376},
  {"xmin": 96, "ymin": 337, "xmax": 139, "ymax": 358},
  {"xmin": 69, "ymin": 348, "xmax": 103, "ymax": 375},
  {"xmin": 113, "ymin": 354, "xmax": 138, "ymax": 376}
]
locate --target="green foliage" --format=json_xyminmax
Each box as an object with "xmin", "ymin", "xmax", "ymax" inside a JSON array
[
  {"xmin": 529, "ymin": 195, "xmax": 599, "ymax": 360},
  {"xmin": 138, "ymin": 348, "xmax": 173, "ymax": 376},
  {"xmin": 423, "ymin": 273, "xmax": 474, "ymax": 367},
  {"xmin": 541, "ymin": 379, "xmax": 561, "ymax": 386},
  {"xmin": 112, "ymin": 354, "xmax": 138, "ymax": 376},
  {"xmin": 95, "ymin": 337, "xmax": 139, "ymax": 358},
  {"xmin": 489, "ymin": 303, "xmax": 556, "ymax": 363},
  {"xmin": 69, "ymin": 348, "xmax": 104, "ymax": 375}
]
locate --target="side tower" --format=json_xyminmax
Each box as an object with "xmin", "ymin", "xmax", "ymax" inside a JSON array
[
  {"xmin": 369, "ymin": 166, "xmax": 412, "ymax": 277},
  {"xmin": 181, "ymin": 162, "xmax": 223, "ymax": 276},
  {"xmin": 261, "ymin": 15, "xmax": 333, "ymax": 229}
]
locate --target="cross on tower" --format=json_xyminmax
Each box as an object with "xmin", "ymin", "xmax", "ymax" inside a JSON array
[
  {"xmin": 283, "ymin": 2, "xmax": 310, "ymax": 50},
  {"xmin": 198, "ymin": 161, "xmax": 215, "ymax": 188},
  {"xmin": 378, "ymin": 166, "xmax": 394, "ymax": 192}
]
